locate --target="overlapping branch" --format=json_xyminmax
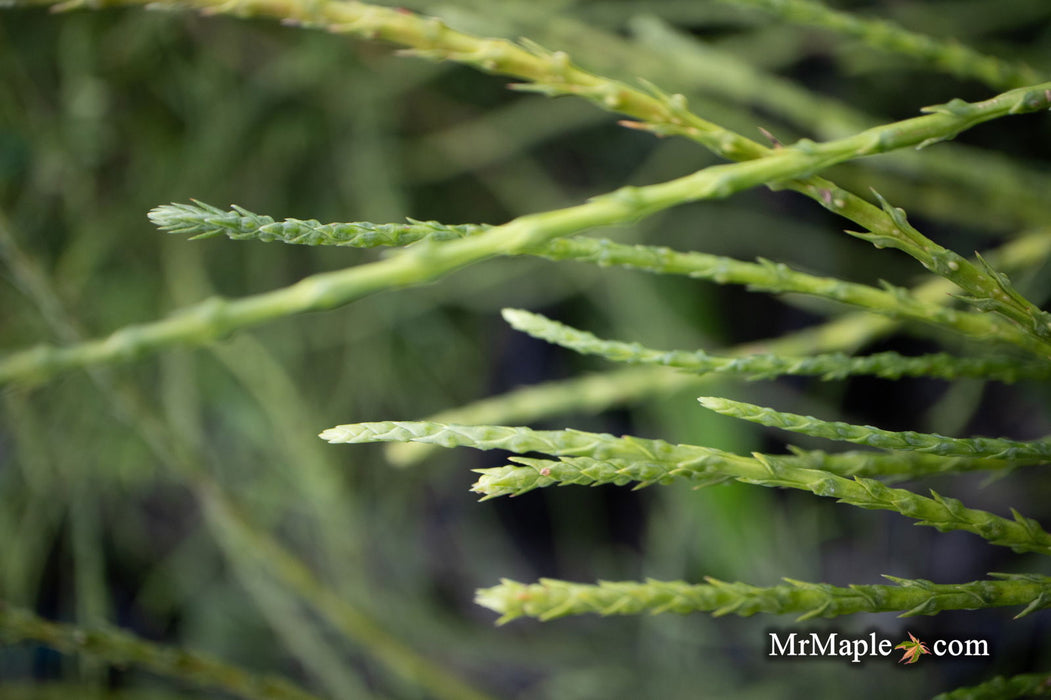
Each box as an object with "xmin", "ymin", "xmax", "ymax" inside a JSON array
[{"xmin": 474, "ymin": 573, "xmax": 1051, "ymax": 623}]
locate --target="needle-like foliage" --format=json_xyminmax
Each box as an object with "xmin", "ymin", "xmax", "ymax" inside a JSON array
[{"xmin": 2, "ymin": 0, "xmax": 1050, "ymax": 698}]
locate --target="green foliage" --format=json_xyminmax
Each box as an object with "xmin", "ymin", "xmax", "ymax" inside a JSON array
[
  {"xmin": 323, "ymin": 420, "xmax": 1051, "ymax": 554},
  {"xmin": 475, "ymin": 573, "xmax": 1051, "ymax": 623},
  {"xmin": 698, "ymin": 396, "xmax": 1051, "ymax": 461},
  {"xmin": 2, "ymin": 0, "xmax": 1051, "ymax": 699},
  {"xmin": 502, "ymin": 307, "xmax": 1051, "ymax": 382}
]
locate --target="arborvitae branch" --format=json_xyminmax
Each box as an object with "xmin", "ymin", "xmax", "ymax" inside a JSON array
[
  {"xmin": 784, "ymin": 448, "xmax": 1011, "ymax": 480},
  {"xmin": 153, "ymin": 202, "xmax": 1048, "ymax": 354},
  {"xmin": 531, "ymin": 238, "xmax": 1041, "ymax": 352},
  {"xmin": 699, "ymin": 395, "xmax": 1051, "ymax": 462},
  {"xmin": 473, "ymin": 573, "xmax": 1051, "ymax": 623},
  {"xmin": 470, "ymin": 448, "xmax": 1013, "ymax": 497},
  {"xmin": 0, "ymin": 600, "xmax": 323, "ymax": 700},
  {"xmin": 502, "ymin": 308, "xmax": 1051, "ymax": 382},
  {"xmin": 718, "ymin": 0, "xmax": 1042, "ymax": 91},
  {"xmin": 472, "ymin": 454, "xmax": 1051, "ymax": 553},
  {"xmin": 321, "ymin": 421, "xmax": 670, "ymax": 462},
  {"xmin": 859, "ymin": 191, "xmax": 1051, "ymax": 346},
  {"xmin": 322, "ymin": 422, "xmax": 1050, "ymax": 554},
  {"xmin": 933, "ymin": 671, "xmax": 1051, "ymax": 700},
  {"xmin": 150, "ymin": 200, "xmax": 486, "ymax": 247}
]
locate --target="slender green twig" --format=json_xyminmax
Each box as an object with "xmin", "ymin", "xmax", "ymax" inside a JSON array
[
  {"xmin": 474, "ymin": 573, "xmax": 1051, "ymax": 623},
  {"xmin": 7, "ymin": 0, "xmax": 1050, "ymax": 695},
  {"xmin": 471, "ymin": 444, "xmax": 1015, "ymax": 492},
  {"xmin": 0, "ymin": 600, "xmax": 324, "ymax": 700},
  {"xmin": 717, "ymin": 0, "xmax": 1042, "ymax": 91},
  {"xmin": 154, "ymin": 201, "xmax": 1048, "ymax": 354},
  {"xmin": 699, "ymin": 395, "xmax": 1051, "ymax": 462},
  {"xmin": 321, "ymin": 421, "xmax": 1051, "ymax": 555},
  {"xmin": 151, "ymin": 200, "xmax": 486, "ymax": 247},
  {"xmin": 470, "ymin": 452, "xmax": 1045, "ymax": 552},
  {"xmin": 502, "ymin": 308, "xmax": 1051, "ymax": 383},
  {"xmin": 780, "ymin": 448, "xmax": 1011, "ymax": 481}
]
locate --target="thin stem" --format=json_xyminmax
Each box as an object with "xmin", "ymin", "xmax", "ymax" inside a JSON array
[
  {"xmin": 474, "ymin": 573, "xmax": 1051, "ymax": 623},
  {"xmin": 502, "ymin": 308, "xmax": 1051, "ymax": 383},
  {"xmin": 154, "ymin": 202, "xmax": 1043, "ymax": 352},
  {"xmin": 699, "ymin": 395, "xmax": 1051, "ymax": 462},
  {"xmin": 322, "ymin": 421, "xmax": 1051, "ymax": 555},
  {"xmin": 471, "ymin": 449, "xmax": 1012, "ymax": 494},
  {"xmin": 151, "ymin": 200, "xmax": 485, "ymax": 247}
]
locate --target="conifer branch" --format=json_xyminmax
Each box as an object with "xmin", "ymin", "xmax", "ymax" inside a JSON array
[
  {"xmin": 529, "ymin": 237, "xmax": 1044, "ymax": 353},
  {"xmin": 474, "ymin": 573, "xmax": 1051, "ymax": 623},
  {"xmin": 150, "ymin": 200, "xmax": 486, "ymax": 247},
  {"xmin": 322, "ymin": 421, "xmax": 1051, "ymax": 554},
  {"xmin": 153, "ymin": 202, "xmax": 1050, "ymax": 355},
  {"xmin": 5, "ymin": 0, "xmax": 1050, "ymax": 696},
  {"xmin": 502, "ymin": 308, "xmax": 1051, "ymax": 383},
  {"xmin": 0, "ymin": 600, "xmax": 324, "ymax": 700},
  {"xmin": 470, "ymin": 448, "xmax": 1013, "ymax": 497},
  {"xmin": 472, "ymin": 454, "xmax": 1050, "ymax": 553},
  {"xmin": 784, "ymin": 448, "xmax": 1010, "ymax": 481},
  {"xmin": 699, "ymin": 395, "xmax": 1051, "ymax": 463}
]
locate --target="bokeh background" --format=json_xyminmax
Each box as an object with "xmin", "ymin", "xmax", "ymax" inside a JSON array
[{"xmin": 2, "ymin": 1, "xmax": 1051, "ymax": 697}]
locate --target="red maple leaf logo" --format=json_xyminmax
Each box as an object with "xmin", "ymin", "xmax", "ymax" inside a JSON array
[{"xmin": 895, "ymin": 632, "xmax": 931, "ymax": 664}]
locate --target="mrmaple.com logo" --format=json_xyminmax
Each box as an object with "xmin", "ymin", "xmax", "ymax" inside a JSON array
[{"xmin": 768, "ymin": 630, "xmax": 990, "ymax": 664}]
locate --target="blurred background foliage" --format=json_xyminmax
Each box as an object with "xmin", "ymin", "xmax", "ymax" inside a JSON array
[{"xmin": 1, "ymin": 0, "xmax": 1051, "ymax": 697}]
